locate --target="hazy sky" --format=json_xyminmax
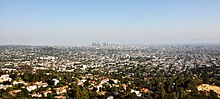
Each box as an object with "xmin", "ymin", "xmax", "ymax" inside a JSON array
[{"xmin": 0, "ymin": 0, "xmax": 220, "ymax": 45}]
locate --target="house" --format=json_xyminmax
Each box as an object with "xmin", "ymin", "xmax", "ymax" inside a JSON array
[
  {"xmin": 0, "ymin": 84, "xmax": 12, "ymax": 90},
  {"xmin": 55, "ymin": 86, "xmax": 67, "ymax": 95},
  {"xmin": 55, "ymin": 96, "xmax": 66, "ymax": 99},
  {"xmin": 94, "ymin": 84, "xmax": 102, "ymax": 92},
  {"xmin": 9, "ymin": 90, "xmax": 22, "ymax": 94},
  {"xmin": 76, "ymin": 80, "xmax": 84, "ymax": 86},
  {"xmin": 121, "ymin": 84, "xmax": 127, "ymax": 90},
  {"xmin": 107, "ymin": 96, "xmax": 114, "ymax": 99},
  {"xmin": 97, "ymin": 91, "xmax": 106, "ymax": 95},
  {"xmin": 100, "ymin": 78, "xmax": 109, "ymax": 85},
  {"xmin": 9, "ymin": 90, "xmax": 22, "ymax": 95},
  {"xmin": 30, "ymin": 93, "xmax": 42, "ymax": 98},
  {"xmin": 131, "ymin": 89, "xmax": 142, "ymax": 97},
  {"xmin": 42, "ymin": 90, "xmax": 52, "ymax": 97},
  {"xmin": 197, "ymin": 84, "xmax": 220, "ymax": 95},
  {"xmin": 140, "ymin": 88, "xmax": 149, "ymax": 93},
  {"xmin": 35, "ymin": 81, "xmax": 48, "ymax": 88},
  {"xmin": 112, "ymin": 79, "xmax": 119, "ymax": 84},
  {"xmin": 26, "ymin": 85, "xmax": 37, "ymax": 92},
  {"xmin": 52, "ymin": 78, "xmax": 59, "ymax": 86},
  {"xmin": 12, "ymin": 81, "xmax": 27, "ymax": 85},
  {"xmin": 88, "ymin": 87, "xmax": 94, "ymax": 91},
  {"xmin": 0, "ymin": 74, "xmax": 12, "ymax": 82}
]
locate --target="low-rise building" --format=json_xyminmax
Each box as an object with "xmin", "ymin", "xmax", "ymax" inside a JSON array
[
  {"xmin": 55, "ymin": 86, "xmax": 67, "ymax": 95},
  {"xmin": 26, "ymin": 85, "xmax": 37, "ymax": 92},
  {"xmin": 0, "ymin": 74, "xmax": 12, "ymax": 82}
]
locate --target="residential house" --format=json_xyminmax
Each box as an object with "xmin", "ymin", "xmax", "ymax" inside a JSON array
[{"xmin": 0, "ymin": 74, "xmax": 12, "ymax": 82}]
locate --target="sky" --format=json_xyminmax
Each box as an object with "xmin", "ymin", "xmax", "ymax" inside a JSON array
[{"xmin": 0, "ymin": 0, "xmax": 220, "ymax": 46}]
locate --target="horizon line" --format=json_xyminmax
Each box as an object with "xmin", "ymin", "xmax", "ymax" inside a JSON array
[{"xmin": 1, "ymin": 42, "xmax": 220, "ymax": 47}]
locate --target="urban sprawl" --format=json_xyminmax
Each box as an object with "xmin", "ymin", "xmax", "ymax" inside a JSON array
[{"xmin": 0, "ymin": 43, "xmax": 220, "ymax": 99}]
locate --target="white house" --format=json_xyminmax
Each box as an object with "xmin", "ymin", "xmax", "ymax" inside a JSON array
[
  {"xmin": 26, "ymin": 85, "xmax": 37, "ymax": 92},
  {"xmin": 0, "ymin": 74, "xmax": 12, "ymax": 82}
]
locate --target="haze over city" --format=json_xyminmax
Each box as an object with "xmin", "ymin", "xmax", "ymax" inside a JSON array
[
  {"xmin": 1, "ymin": 0, "xmax": 220, "ymax": 45},
  {"xmin": 1, "ymin": 1, "xmax": 220, "ymax": 98}
]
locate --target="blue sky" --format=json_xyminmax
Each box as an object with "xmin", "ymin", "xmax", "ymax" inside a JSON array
[{"xmin": 0, "ymin": 0, "xmax": 220, "ymax": 45}]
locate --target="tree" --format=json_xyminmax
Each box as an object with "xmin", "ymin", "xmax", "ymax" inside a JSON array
[
  {"xmin": 68, "ymin": 84, "xmax": 89, "ymax": 99},
  {"xmin": 84, "ymin": 81, "xmax": 90, "ymax": 88},
  {"xmin": 108, "ymin": 80, "xmax": 115, "ymax": 85},
  {"xmin": 210, "ymin": 90, "xmax": 218, "ymax": 98},
  {"xmin": 21, "ymin": 88, "xmax": 29, "ymax": 97}
]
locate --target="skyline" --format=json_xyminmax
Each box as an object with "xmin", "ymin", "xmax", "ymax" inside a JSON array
[{"xmin": 1, "ymin": 0, "xmax": 220, "ymax": 46}]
